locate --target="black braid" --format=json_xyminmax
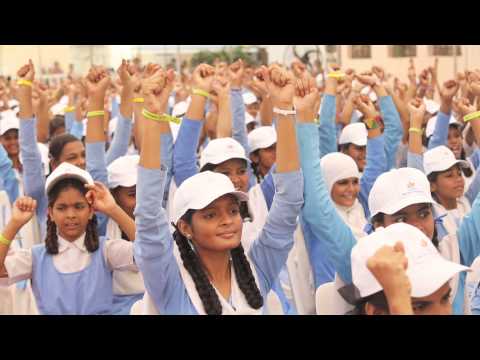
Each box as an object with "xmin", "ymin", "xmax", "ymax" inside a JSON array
[
  {"xmin": 173, "ymin": 228, "xmax": 222, "ymax": 315},
  {"xmin": 84, "ymin": 215, "xmax": 99, "ymax": 253},
  {"xmin": 231, "ymin": 244, "xmax": 263, "ymax": 309},
  {"xmin": 45, "ymin": 217, "xmax": 59, "ymax": 255}
]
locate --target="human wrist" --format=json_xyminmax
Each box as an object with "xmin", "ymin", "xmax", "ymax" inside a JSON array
[
  {"xmin": 296, "ymin": 109, "xmax": 316, "ymax": 123},
  {"xmin": 273, "ymin": 101, "xmax": 294, "ymax": 110}
]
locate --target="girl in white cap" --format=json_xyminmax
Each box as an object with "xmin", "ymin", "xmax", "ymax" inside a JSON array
[
  {"xmin": 408, "ymin": 98, "xmax": 480, "ymax": 236},
  {"xmin": 133, "ymin": 63, "xmax": 303, "ymax": 315},
  {"xmin": 0, "ymin": 162, "xmax": 137, "ymax": 314},
  {"xmin": 351, "ymin": 223, "xmax": 469, "ymax": 315}
]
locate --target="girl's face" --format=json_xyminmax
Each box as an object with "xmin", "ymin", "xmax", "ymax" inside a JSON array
[
  {"xmin": 344, "ymin": 144, "xmax": 366, "ymax": 172},
  {"xmin": 331, "ymin": 177, "xmax": 360, "ymax": 208},
  {"xmin": 112, "ymin": 185, "xmax": 136, "ymax": 219},
  {"xmin": 250, "ymin": 144, "xmax": 277, "ymax": 178},
  {"xmin": 447, "ymin": 126, "xmax": 463, "ymax": 159},
  {"xmin": 246, "ymin": 103, "xmax": 260, "ymax": 119},
  {"xmin": 48, "ymin": 187, "xmax": 93, "ymax": 242},
  {"xmin": 180, "ymin": 194, "xmax": 243, "ymax": 253},
  {"xmin": 52, "ymin": 141, "xmax": 86, "ymax": 171},
  {"xmin": 431, "ymin": 165, "xmax": 465, "ymax": 203},
  {"xmin": 1, "ymin": 129, "xmax": 19, "ymax": 157},
  {"xmin": 381, "ymin": 203, "xmax": 435, "ymax": 241},
  {"xmin": 214, "ymin": 159, "xmax": 249, "ymax": 193},
  {"xmin": 366, "ymin": 283, "xmax": 452, "ymax": 315}
]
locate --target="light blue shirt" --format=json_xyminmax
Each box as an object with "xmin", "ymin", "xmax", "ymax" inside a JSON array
[{"xmin": 134, "ymin": 165, "xmax": 304, "ymax": 314}]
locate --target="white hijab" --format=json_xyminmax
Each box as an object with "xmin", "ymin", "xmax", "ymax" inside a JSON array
[{"xmin": 321, "ymin": 153, "xmax": 367, "ymax": 239}]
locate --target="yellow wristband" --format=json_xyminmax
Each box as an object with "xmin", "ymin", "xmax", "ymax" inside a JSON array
[
  {"xmin": 133, "ymin": 97, "xmax": 145, "ymax": 103},
  {"xmin": 87, "ymin": 110, "xmax": 105, "ymax": 118},
  {"xmin": 365, "ymin": 118, "xmax": 379, "ymax": 130},
  {"xmin": 327, "ymin": 71, "xmax": 346, "ymax": 79},
  {"xmin": 192, "ymin": 88, "xmax": 212, "ymax": 99},
  {"xmin": 409, "ymin": 127, "xmax": 423, "ymax": 135},
  {"xmin": 464, "ymin": 111, "xmax": 480, "ymax": 123},
  {"xmin": 64, "ymin": 106, "xmax": 75, "ymax": 113},
  {"xmin": 0, "ymin": 233, "xmax": 11, "ymax": 247},
  {"xmin": 17, "ymin": 79, "xmax": 33, "ymax": 87},
  {"xmin": 142, "ymin": 109, "xmax": 181, "ymax": 124}
]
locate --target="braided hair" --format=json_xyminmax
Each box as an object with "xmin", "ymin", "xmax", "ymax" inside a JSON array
[
  {"xmin": 173, "ymin": 210, "xmax": 263, "ymax": 315},
  {"xmin": 45, "ymin": 178, "xmax": 99, "ymax": 255}
]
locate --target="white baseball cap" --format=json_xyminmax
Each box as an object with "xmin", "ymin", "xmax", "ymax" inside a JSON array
[
  {"xmin": 172, "ymin": 171, "xmax": 250, "ymax": 224},
  {"xmin": 107, "ymin": 155, "xmax": 139, "ymax": 189},
  {"xmin": 424, "ymin": 99, "xmax": 440, "ymax": 115},
  {"xmin": 352, "ymin": 222, "xmax": 470, "ymax": 298},
  {"xmin": 59, "ymin": 95, "xmax": 69, "ymax": 106},
  {"xmin": 0, "ymin": 112, "xmax": 19, "ymax": 136},
  {"xmin": 242, "ymin": 92, "xmax": 258, "ymax": 106},
  {"xmin": 320, "ymin": 152, "xmax": 360, "ymax": 194},
  {"xmin": 8, "ymin": 99, "xmax": 19, "ymax": 109},
  {"xmin": 360, "ymin": 87, "xmax": 378, "ymax": 103},
  {"xmin": 199, "ymin": 137, "xmax": 250, "ymax": 170},
  {"xmin": 368, "ymin": 167, "xmax": 434, "ymax": 218},
  {"xmin": 247, "ymin": 126, "xmax": 277, "ymax": 154},
  {"xmin": 245, "ymin": 112, "xmax": 259, "ymax": 127},
  {"xmin": 45, "ymin": 162, "xmax": 94, "ymax": 195},
  {"xmin": 339, "ymin": 123, "xmax": 367, "ymax": 147},
  {"xmin": 423, "ymin": 145, "xmax": 471, "ymax": 177},
  {"xmin": 50, "ymin": 102, "xmax": 65, "ymax": 116},
  {"xmin": 425, "ymin": 115, "xmax": 460, "ymax": 138},
  {"xmin": 172, "ymin": 100, "xmax": 189, "ymax": 118}
]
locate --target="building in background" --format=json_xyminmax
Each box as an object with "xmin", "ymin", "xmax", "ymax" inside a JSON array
[{"xmin": 262, "ymin": 45, "xmax": 480, "ymax": 83}]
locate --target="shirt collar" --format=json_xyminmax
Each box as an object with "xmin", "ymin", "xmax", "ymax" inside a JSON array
[{"xmin": 57, "ymin": 233, "xmax": 87, "ymax": 253}]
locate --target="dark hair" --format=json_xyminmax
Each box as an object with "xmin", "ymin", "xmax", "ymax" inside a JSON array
[
  {"xmin": 249, "ymin": 150, "xmax": 263, "ymax": 183},
  {"xmin": 351, "ymin": 291, "xmax": 389, "ymax": 315},
  {"xmin": 49, "ymin": 133, "xmax": 82, "ymax": 163},
  {"xmin": 48, "ymin": 115, "xmax": 65, "ymax": 140},
  {"xmin": 371, "ymin": 208, "xmax": 439, "ymax": 248},
  {"xmin": 46, "ymin": 178, "xmax": 98, "ymax": 255},
  {"xmin": 428, "ymin": 163, "xmax": 473, "ymax": 183},
  {"xmin": 173, "ymin": 209, "xmax": 263, "ymax": 315}
]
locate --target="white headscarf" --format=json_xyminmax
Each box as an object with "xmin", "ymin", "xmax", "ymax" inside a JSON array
[{"xmin": 321, "ymin": 153, "xmax": 367, "ymax": 239}]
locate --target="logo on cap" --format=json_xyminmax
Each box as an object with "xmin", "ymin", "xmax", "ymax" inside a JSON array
[
  {"xmin": 407, "ymin": 181, "xmax": 415, "ymax": 189},
  {"xmin": 421, "ymin": 239, "xmax": 428, "ymax": 247}
]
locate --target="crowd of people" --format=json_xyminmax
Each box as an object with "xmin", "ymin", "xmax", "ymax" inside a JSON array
[{"xmin": 0, "ymin": 53, "xmax": 480, "ymax": 315}]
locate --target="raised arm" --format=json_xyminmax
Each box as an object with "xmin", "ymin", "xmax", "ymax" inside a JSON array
[
  {"xmin": 32, "ymin": 82, "xmax": 50, "ymax": 144},
  {"xmin": 248, "ymin": 64, "xmax": 303, "ymax": 295},
  {"xmin": 356, "ymin": 70, "xmax": 403, "ymax": 171},
  {"xmin": 105, "ymin": 60, "xmax": 135, "ymax": 165},
  {"xmin": 84, "ymin": 66, "xmax": 111, "ymax": 236},
  {"xmin": 318, "ymin": 65, "xmax": 339, "ymax": 158},
  {"xmin": 428, "ymin": 80, "xmax": 460, "ymax": 150},
  {"xmin": 173, "ymin": 64, "xmax": 214, "ymax": 186},
  {"xmin": 0, "ymin": 197, "xmax": 36, "ymax": 280},
  {"xmin": 353, "ymin": 94, "xmax": 385, "ymax": 217},
  {"xmin": 16, "ymin": 61, "xmax": 47, "ymax": 230},
  {"xmin": 134, "ymin": 66, "xmax": 187, "ymax": 314},
  {"xmin": 457, "ymin": 98, "xmax": 480, "ymax": 205},
  {"xmin": 406, "ymin": 98, "xmax": 427, "ymax": 172}
]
